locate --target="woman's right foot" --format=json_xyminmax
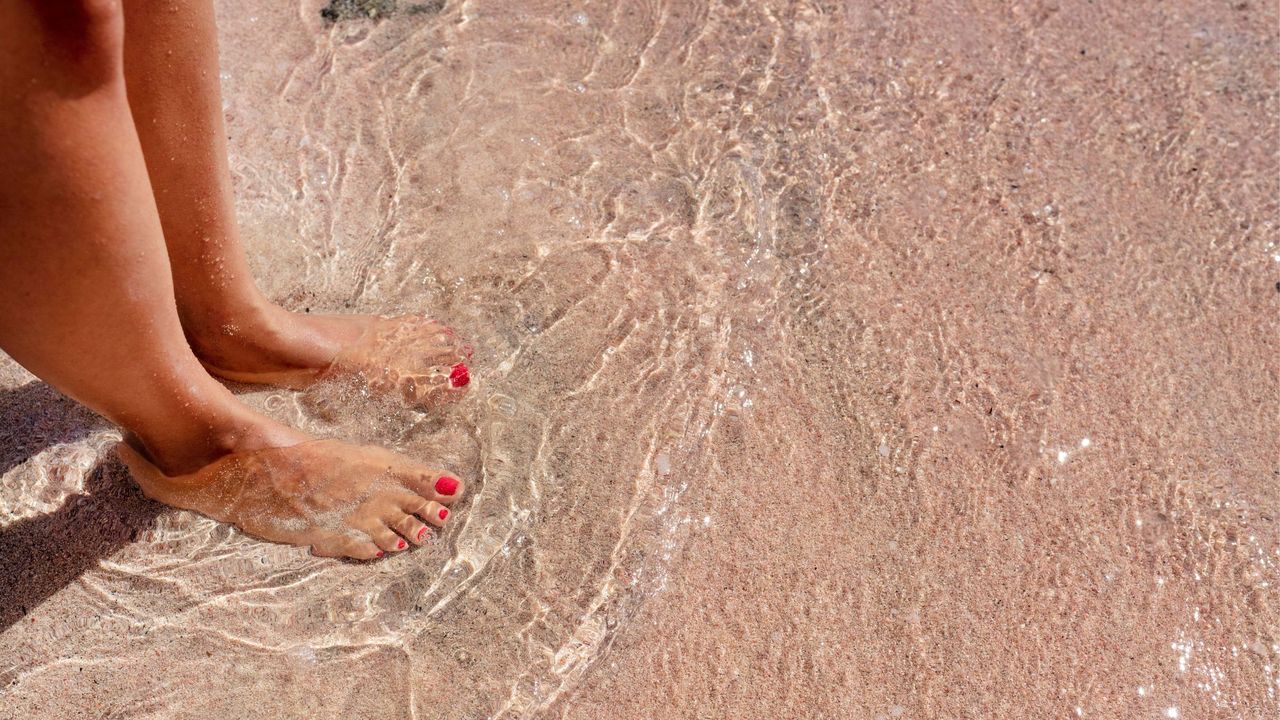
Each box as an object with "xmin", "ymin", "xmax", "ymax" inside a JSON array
[{"xmin": 116, "ymin": 422, "xmax": 464, "ymax": 560}]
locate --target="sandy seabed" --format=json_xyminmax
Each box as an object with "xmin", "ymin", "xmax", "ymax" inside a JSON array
[{"xmin": 1, "ymin": 1, "xmax": 1278, "ymax": 718}]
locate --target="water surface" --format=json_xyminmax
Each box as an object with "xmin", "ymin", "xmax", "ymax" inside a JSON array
[{"xmin": 1, "ymin": 1, "xmax": 1277, "ymax": 718}]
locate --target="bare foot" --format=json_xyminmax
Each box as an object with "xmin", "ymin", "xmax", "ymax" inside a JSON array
[
  {"xmin": 186, "ymin": 301, "xmax": 473, "ymax": 410},
  {"xmin": 117, "ymin": 421, "xmax": 464, "ymax": 560}
]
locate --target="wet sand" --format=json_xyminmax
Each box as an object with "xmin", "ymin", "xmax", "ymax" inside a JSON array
[{"xmin": 1, "ymin": 1, "xmax": 1277, "ymax": 718}]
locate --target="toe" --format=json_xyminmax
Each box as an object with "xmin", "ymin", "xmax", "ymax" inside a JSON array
[
  {"xmin": 402, "ymin": 499, "xmax": 451, "ymax": 528},
  {"xmin": 423, "ymin": 500, "xmax": 451, "ymax": 527},
  {"xmin": 390, "ymin": 465, "xmax": 465, "ymax": 504},
  {"xmin": 399, "ymin": 375, "xmax": 451, "ymax": 408},
  {"xmin": 391, "ymin": 512, "xmax": 431, "ymax": 545},
  {"xmin": 374, "ymin": 448, "xmax": 464, "ymax": 502},
  {"xmin": 372, "ymin": 524, "xmax": 409, "ymax": 553},
  {"xmin": 312, "ymin": 533, "xmax": 384, "ymax": 560},
  {"xmin": 397, "ymin": 363, "xmax": 469, "ymax": 409},
  {"xmin": 355, "ymin": 517, "xmax": 408, "ymax": 553},
  {"xmin": 426, "ymin": 473, "xmax": 464, "ymax": 503},
  {"xmin": 390, "ymin": 493, "xmax": 451, "ymax": 528},
  {"xmin": 447, "ymin": 361, "xmax": 470, "ymax": 389}
]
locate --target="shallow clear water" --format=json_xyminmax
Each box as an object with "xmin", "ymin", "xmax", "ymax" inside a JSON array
[{"xmin": 2, "ymin": 1, "xmax": 1278, "ymax": 718}]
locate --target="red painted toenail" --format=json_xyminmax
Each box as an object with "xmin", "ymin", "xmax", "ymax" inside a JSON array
[
  {"xmin": 438, "ymin": 508, "xmax": 449, "ymax": 520},
  {"xmin": 435, "ymin": 476, "xmax": 459, "ymax": 495},
  {"xmin": 449, "ymin": 362, "xmax": 470, "ymax": 388},
  {"xmin": 376, "ymin": 551, "xmax": 384, "ymax": 558},
  {"xmin": 397, "ymin": 539, "xmax": 407, "ymax": 550},
  {"xmin": 417, "ymin": 527, "xmax": 427, "ymax": 540}
]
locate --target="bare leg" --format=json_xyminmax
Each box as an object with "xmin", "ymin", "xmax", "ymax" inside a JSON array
[
  {"xmin": 0, "ymin": 1, "xmax": 459, "ymax": 558},
  {"xmin": 0, "ymin": 0, "xmax": 270, "ymax": 475},
  {"xmin": 120, "ymin": 0, "xmax": 471, "ymax": 406},
  {"xmin": 119, "ymin": 0, "xmax": 337, "ymax": 368}
]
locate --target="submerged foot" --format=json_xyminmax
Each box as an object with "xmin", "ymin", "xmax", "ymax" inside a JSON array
[
  {"xmin": 117, "ymin": 423, "xmax": 464, "ymax": 560},
  {"xmin": 187, "ymin": 302, "xmax": 473, "ymax": 410}
]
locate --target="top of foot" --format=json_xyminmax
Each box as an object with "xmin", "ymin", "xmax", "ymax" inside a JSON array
[{"xmin": 117, "ymin": 436, "xmax": 465, "ymax": 559}]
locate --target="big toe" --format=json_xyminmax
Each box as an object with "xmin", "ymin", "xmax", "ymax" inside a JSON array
[
  {"xmin": 383, "ymin": 454, "xmax": 466, "ymax": 504},
  {"xmin": 398, "ymin": 472, "xmax": 464, "ymax": 504},
  {"xmin": 423, "ymin": 472, "xmax": 464, "ymax": 503},
  {"xmin": 399, "ymin": 362, "xmax": 470, "ymax": 409}
]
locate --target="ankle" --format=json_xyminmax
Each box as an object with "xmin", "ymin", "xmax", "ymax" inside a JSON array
[
  {"xmin": 178, "ymin": 289, "xmax": 272, "ymax": 348},
  {"xmin": 180, "ymin": 296, "xmax": 338, "ymax": 374},
  {"xmin": 129, "ymin": 406, "xmax": 301, "ymax": 476}
]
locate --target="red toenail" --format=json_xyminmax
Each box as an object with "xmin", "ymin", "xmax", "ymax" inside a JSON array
[
  {"xmin": 438, "ymin": 508, "xmax": 449, "ymax": 520},
  {"xmin": 435, "ymin": 476, "xmax": 459, "ymax": 495},
  {"xmin": 449, "ymin": 362, "xmax": 470, "ymax": 388},
  {"xmin": 417, "ymin": 527, "xmax": 427, "ymax": 540},
  {"xmin": 376, "ymin": 551, "xmax": 384, "ymax": 558},
  {"xmin": 397, "ymin": 539, "xmax": 406, "ymax": 550}
]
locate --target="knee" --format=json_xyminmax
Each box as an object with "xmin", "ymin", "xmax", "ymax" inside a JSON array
[
  {"xmin": 34, "ymin": 0, "xmax": 123, "ymax": 35},
  {"xmin": 24, "ymin": 0, "xmax": 125, "ymax": 90}
]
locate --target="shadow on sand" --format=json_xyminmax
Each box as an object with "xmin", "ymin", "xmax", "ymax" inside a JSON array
[{"xmin": 0, "ymin": 381, "xmax": 161, "ymax": 633}]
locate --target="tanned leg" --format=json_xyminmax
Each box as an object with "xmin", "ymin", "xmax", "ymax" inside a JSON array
[
  {"xmin": 0, "ymin": 0, "xmax": 271, "ymax": 475},
  {"xmin": 120, "ymin": 0, "xmax": 471, "ymax": 405},
  {"xmin": 0, "ymin": 0, "xmax": 461, "ymax": 559}
]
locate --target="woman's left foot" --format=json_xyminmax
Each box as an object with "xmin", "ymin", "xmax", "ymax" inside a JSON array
[{"xmin": 186, "ymin": 302, "xmax": 472, "ymax": 411}]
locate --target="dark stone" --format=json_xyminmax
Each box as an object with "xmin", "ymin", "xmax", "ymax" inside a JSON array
[{"xmin": 320, "ymin": 0, "xmax": 397, "ymax": 23}]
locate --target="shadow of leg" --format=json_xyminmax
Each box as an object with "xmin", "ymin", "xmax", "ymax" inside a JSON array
[
  {"xmin": 0, "ymin": 456, "xmax": 159, "ymax": 633},
  {"xmin": 0, "ymin": 380, "xmax": 108, "ymax": 478}
]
